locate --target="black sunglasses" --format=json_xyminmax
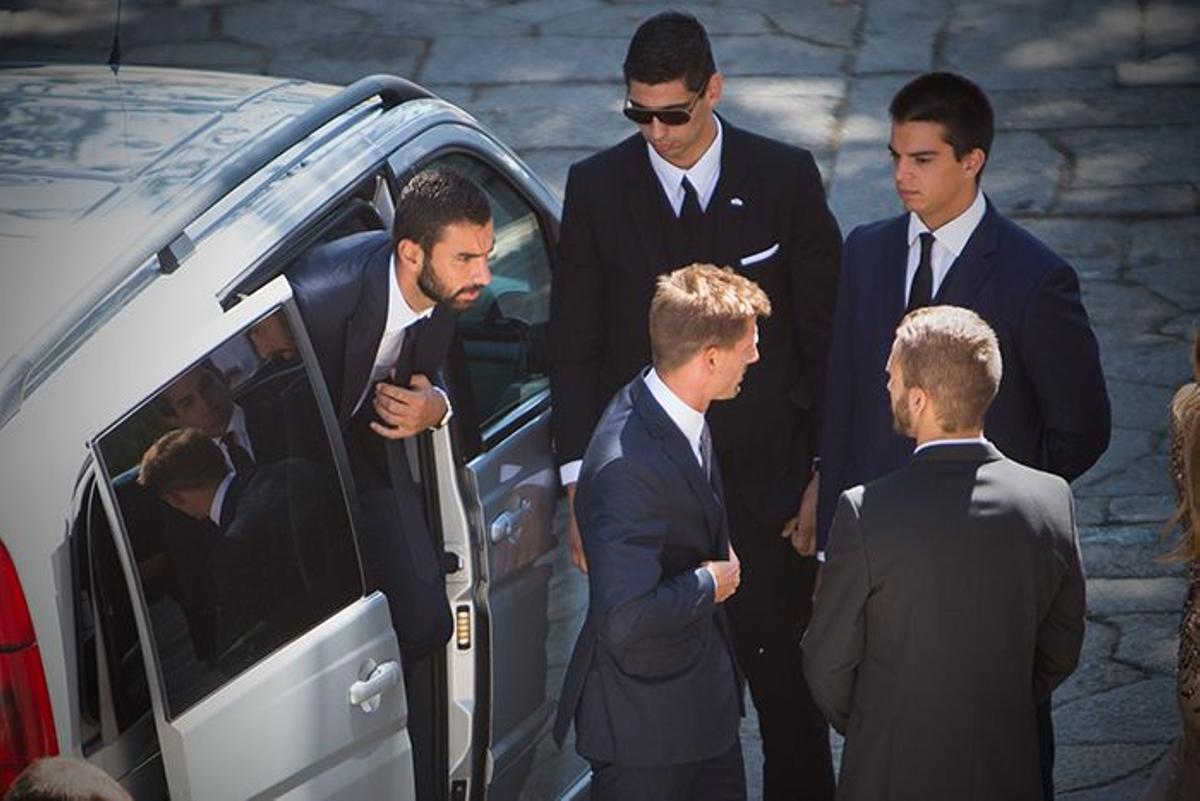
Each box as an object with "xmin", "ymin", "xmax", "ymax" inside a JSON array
[{"xmin": 623, "ymin": 86, "xmax": 706, "ymax": 127}]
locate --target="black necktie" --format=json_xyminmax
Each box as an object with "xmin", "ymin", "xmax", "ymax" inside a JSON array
[
  {"xmin": 391, "ymin": 316, "xmax": 427, "ymax": 389},
  {"xmin": 221, "ymin": 432, "xmax": 253, "ymax": 472},
  {"xmin": 680, "ymin": 176, "xmax": 704, "ymax": 240},
  {"xmin": 907, "ymin": 232, "xmax": 935, "ymax": 312}
]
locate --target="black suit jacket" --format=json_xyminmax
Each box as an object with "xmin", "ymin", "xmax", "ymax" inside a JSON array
[
  {"xmin": 802, "ymin": 442, "xmax": 1086, "ymax": 800},
  {"xmin": 817, "ymin": 199, "xmax": 1111, "ymax": 548},
  {"xmin": 550, "ymin": 118, "xmax": 842, "ymax": 523},
  {"xmin": 285, "ymin": 230, "xmax": 456, "ymax": 655},
  {"xmin": 553, "ymin": 376, "xmax": 742, "ymax": 766}
]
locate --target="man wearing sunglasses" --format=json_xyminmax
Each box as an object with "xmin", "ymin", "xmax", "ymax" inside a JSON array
[{"xmin": 548, "ymin": 10, "xmax": 841, "ymax": 801}]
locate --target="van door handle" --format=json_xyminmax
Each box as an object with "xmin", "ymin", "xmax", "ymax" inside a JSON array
[
  {"xmin": 349, "ymin": 659, "xmax": 401, "ymax": 713},
  {"xmin": 490, "ymin": 496, "xmax": 532, "ymax": 544}
]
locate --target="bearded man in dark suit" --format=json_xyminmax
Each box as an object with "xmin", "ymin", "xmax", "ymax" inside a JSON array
[{"xmin": 804, "ymin": 305, "xmax": 1086, "ymax": 801}]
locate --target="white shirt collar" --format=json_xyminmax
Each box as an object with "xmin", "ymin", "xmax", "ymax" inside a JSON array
[
  {"xmin": 385, "ymin": 252, "xmax": 434, "ymax": 336},
  {"xmin": 913, "ymin": 434, "xmax": 989, "ymax": 455},
  {"xmin": 644, "ymin": 367, "xmax": 707, "ymax": 466},
  {"xmin": 907, "ymin": 190, "xmax": 986, "ymax": 257},
  {"xmin": 209, "ymin": 403, "xmax": 252, "ymax": 467},
  {"xmin": 646, "ymin": 114, "xmax": 724, "ymax": 215},
  {"xmin": 208, "ymin": 471, "xmax": 236, "ymax": 526}
]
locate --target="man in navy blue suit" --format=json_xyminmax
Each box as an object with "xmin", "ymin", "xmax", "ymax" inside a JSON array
[
  {"xmin": 554, "ymin": 264, "xmax": 770, "ymax": 801},
  {"xmin": 287, "ymin": 168, "xmax": 493, "ymax": 801},
  {"xmin": 816, "ymin": 71, "xmax": 1110, "ymax": 800}
]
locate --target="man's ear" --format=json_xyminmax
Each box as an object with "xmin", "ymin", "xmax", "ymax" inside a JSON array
[
  {"xmin": 396, "ymin": 238, "xmax": 424, "ymax": 274},
  {"xmin": 963, "ymin": 147, "xmax": 986, "ymax": 180},
  {"xmin": 706, "ymin": 72, "xmax": 724, "ymax": 107}
]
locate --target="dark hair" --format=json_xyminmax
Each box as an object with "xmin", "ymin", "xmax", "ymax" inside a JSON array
[
  {"xmin": 890, "ymin": 72, "xmax": 994, "ymax": 176},
  {"xmin": 138, "ymin": 428, "xmax": 228, "ymax": 496},
  {"xmin": 623, "ymin": 10, "xmax": 716, "ymax": 92},
  {"xmin": 391, "ymin": 168, "xmax": 491, "ymax": 255},
  {"xmin": 149, "ymin": 359, "xmax": 223, "ymax": 420}
]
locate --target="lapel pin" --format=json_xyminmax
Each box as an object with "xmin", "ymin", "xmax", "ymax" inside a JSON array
[{"xmin": 730, "ymin": 197, "xmax": 744, "ymax": 207}]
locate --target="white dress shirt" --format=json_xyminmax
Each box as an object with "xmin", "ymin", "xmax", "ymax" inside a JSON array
[
  {"xmin": 644, "ymin": 368, "xmax": 707, "ymax": 469},
  {"xmin": 904, "ymin": 190, "xmax": 987, "ymax": 305},
  {"xmin": 208, "ymin": 471, "xmax": 236, "ymax": 527},
  {"xmin": 646, "ymin": 114, "xmax": 724, "ymax": 216},
  {"xmin": 352, "ymin": 253, "xmax": 435, "ymax": 416},
  {"xmin": 212, "ymin": 404, "xmax": 253, "ymax": 470},
  {"xmin": 913, "ymin": 434, "xmax": 990, "ymax": 456}
]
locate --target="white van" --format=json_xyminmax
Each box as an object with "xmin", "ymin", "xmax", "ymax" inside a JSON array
[{"xmin": 0, "ymin": 64, "xmax": 588, "ymax": 800}]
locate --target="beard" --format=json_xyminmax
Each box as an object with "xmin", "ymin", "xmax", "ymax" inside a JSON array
[
  {"xmin": 891, "ymin": 391, "xmax": 914, "ymax": 438},
  {"xmin": 418, "ymin": 255, "xmax": 484, "ymax": 312}
]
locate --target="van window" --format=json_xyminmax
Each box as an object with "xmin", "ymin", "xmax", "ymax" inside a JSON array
[
  {"xmin": 94, "ymin": 310, "xmax": 362, "ymax": 717},
  {"xmin": 427, "ymin": 154, "xmax": 553, "ymax": 438}
]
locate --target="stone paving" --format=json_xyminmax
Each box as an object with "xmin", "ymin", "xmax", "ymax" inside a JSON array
[{"xmin": 4, "ymin": 0, "xmax": 1198, "ymax": 797}]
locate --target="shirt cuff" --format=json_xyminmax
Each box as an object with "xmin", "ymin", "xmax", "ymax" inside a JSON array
[
  {"xmin": 559, "ymin": 460, "xmax": 582, "ymax": 487},
  {"xmin": 695, "ymin": 565, "xmax": 716, "ymax": 601},
  {"xmin": 430, "ymin": 386, "xmax": 453, "ymax": 430},
  {"xmin": 816, "ymin": 550, "xmax": 826, "ymax": 563}
]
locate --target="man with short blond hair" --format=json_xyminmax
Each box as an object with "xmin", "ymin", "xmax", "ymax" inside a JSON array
[
  {"xmin": 554, "ymin": 264, "xmax": 768, "ymax": 801},
  {"xmin": 804, "ymin": 305, "xmax": 1085, "ymax": 800}
]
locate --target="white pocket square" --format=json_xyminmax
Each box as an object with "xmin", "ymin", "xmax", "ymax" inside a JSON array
[{"xmin": 740, "ymin": 243, "xmax": 780, "ymax": 267}]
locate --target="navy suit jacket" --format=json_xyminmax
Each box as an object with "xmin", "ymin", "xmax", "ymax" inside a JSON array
[
  {"xmin": 817, "ymin": 199, "xmax": 1110, "ymax": 548},
  {"xmin": 553, "ymin": 375, "xmax": 742, "ymax": 766},
  {"xmin": 286, "ymin": 230, "xmax": 456, "ymax": 656}
]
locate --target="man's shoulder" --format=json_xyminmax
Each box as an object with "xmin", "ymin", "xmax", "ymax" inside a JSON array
[
  {"xmin": 568, "ymin": 134, "xmax": 644, "ymax": 184},
  {"xmin": 286, "ymin": 230, "xmax": 390, "ymax": 290},
  {"xmin": 988, "ymin": 208, "xmax": 1071, "ymax": 277},
  {"xmin": 846, "ymin": 213, "xmax": 907, "ymax": 248}
]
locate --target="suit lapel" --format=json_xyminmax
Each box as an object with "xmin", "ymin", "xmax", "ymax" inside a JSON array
[
  {"xmin": 338, "ymin": 245, "xmax": 391, "ymax": 422},
  {"xmin": 710, "ymin": 116, "xmax": 750, "ymax": 271},
  {"xmin": 622, "ymin": 140, "xmax": 681, "ymax": 278},
  {"xmin": 632, "ymin": 379, "xmax": 724, "ymax": 539},
  {"xmin": 882, "ymin": 215, "xmax": 909, "ymax": 325},
  {"xmin": 935, "ymin": 196, "xmax": 1000, "ymax": 307}
]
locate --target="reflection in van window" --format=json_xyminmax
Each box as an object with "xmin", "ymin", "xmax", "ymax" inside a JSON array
[{"xmin": 97, "ymin": 311, "xmax": 361, "ymax": 717}]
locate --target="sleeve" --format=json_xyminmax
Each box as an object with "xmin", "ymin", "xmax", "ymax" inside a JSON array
[
  {"xmin": 786, "ymin": 151, "xmax": 843, "ymax": 431},
  {"xmin": 816, "ymin": 235, "xmax": 857, "ymax": 549},
  {"xmin": 580, "ymin": 459, "xmax": 717, "ymax": 648},
  {"xmin": 802, "ymin": 490, "xmax": 869, "ymax": 734},
  {"xmin": 549, "ymin": 164, "xmax": 607, "ymax": 467},
  {"xmin": 1019, "ymin": 262, "xmax": 1112, "ymax": 480},
  {"xmin": 1033, "ymin": 489, "xmax": 1087, "ymax": 702}
]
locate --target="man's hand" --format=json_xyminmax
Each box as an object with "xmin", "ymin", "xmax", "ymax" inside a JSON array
[
  {"xmin": 565, "ymin": 482, "xmax": 588, "ymax": 574},
  {"xmin": 704, "ymin": 547, "xmax": 741, "ymax": 603},
  {"xmin": 781, "ymin": 473, "xmax": 819, "ymax": 556},
  {"xmin": 369, "ymin": 373, "xmax": 447, "ymax": 439}
]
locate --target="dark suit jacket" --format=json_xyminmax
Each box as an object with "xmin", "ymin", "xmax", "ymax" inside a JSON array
[
  {"xmin": 285, "ymin": 230, "xmax": 455, "ymax": 427},
  {"xmin": 817, "ymin": 198, "xmax": 1110, "ymax": 548},
  {"xmin": 553, "ymin": 376, "xmax": 742, "ymax": 766},
  {"xmin": 285, "ymin": 230, "xmax": 456, "ymax": 656},
  {"xmin": 550, "ymin": 118, "xmax": 841, "ymax": 523},
  {"xmin": 802, "ymin": 442, "xmax": 1086, "ymax": 800}
]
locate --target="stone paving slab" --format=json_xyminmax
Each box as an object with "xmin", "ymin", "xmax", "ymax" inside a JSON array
[
  {"xmin": 1056, "ymin": 676, "xmax": 1179, "ymax": 744},
  {"xmin": 1087, "ymin": 577, "xmax": 1189, "ymax": 614},
  {"xmin": 1056, "ymin": 743, "xmax": 1169, "ymax": 793}
]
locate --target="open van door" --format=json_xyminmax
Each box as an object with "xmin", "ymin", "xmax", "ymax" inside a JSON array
[{"xmin": 90, "ymin": 276, "xmax": 416, "ymax": 800}]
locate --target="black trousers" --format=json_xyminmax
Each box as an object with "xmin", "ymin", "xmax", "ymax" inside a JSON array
[
  {"xmin": 404, "ymin": 649, "xmax": 439, "ymax": 801},
  {"xmin": 723, "ymin": 483, "xmax": 835, "ymax": 801},
  {"xmin": 589, "ymin": 739, "xmax": 746, "ymax": 801},
  {"xmin": 1038, "ymin": 699, "xmax": 1055, "ymax": 800}
]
